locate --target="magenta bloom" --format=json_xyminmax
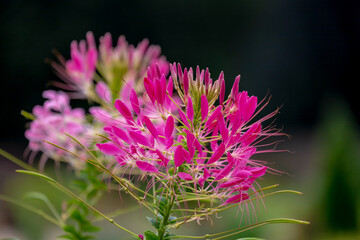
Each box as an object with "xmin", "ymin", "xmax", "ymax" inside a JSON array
[
  {"xmin": 51, "ymin": 32, "xmax": 168, "ymax": 103},
  {"xmin": 25, "ymin": 90, "xmax": 89, "ymax": 169},
  {"xmin": 52, "ymin": 32, "xmax": 97, "ymax": 98},
  {"xmin": 96, "ymin": 62, "xmax": 282, "ymax": 209}
]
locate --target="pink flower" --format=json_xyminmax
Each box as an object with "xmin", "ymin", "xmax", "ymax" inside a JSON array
[
  {"xmin": 51, "ymin": 32, "xmax": 97, "ymax": 98},
  {"xmin": 96, "ymin": 62, "xmax": 283, "ymax": 207},
  {"xmin": 50, "ymin": 31, "xmax": 169, "ymax": 104},
  {"xmin": 25, "ymin": 90, "xmax": 90, "ymax": 169}
]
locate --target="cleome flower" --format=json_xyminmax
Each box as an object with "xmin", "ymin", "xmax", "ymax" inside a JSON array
[
  {"xmin": 25, "ymin": 90, "xmax": 90, "ymax": 170},
  {"xmin": 96, "ymin": 62, "xmax": 283, "ymax": 214},
  {"xmin": 50, "ymin": 31, "xmax": 168, "ymax": 104}
]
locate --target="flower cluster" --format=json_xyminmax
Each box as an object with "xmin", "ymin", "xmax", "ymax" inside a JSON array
[
  {"xmin": 51, "ymin": 32, "xmax": 168, "ymax": 102},
  {"xmin": 25, "ymin": 90, "xmax": 89, "ymax": 169},
  {"xmin": 96, "ymin": 62, "xmax": 281, "ymax": 208},
  {"xmin": 25, "ymin": 32, "xmax": 169, "ymax": 168},
  {"xmin": 18, "ymin": 32, "xmax": 300, "ymax": 240}
]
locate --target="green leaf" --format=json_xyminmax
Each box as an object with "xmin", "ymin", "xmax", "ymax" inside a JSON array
[
  {"xmin": 144, "ymin": 230, "xmax": 159, "ymax": 240},
  {"xmin": 57, "ymin": 234, "xmax": 74, "ymax": 239},
  {"xmin": 63, "ymin": 225, "xmax": 78, "ymax": 235},
  {"xmin": 81, "ymin": 223, "xmax": 100, "ymax": 232},
  {"xmin": 23, "ymin": 191, "xmax": 60, "ymax": 221},
  {"xmin": 168, "ymin": 215, "xmax": 177, "ymax": 224},
  {"xmin": 16, "ymin": 170, "xmax": 56, "ymax": 183},
  {"xmin": 147, "ymin": 216, "xmax": 160, "ymax": 229}
]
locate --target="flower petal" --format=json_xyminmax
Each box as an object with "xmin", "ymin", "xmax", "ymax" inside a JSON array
[
  {"xmin": 186, "ymin": 97, "xmax": 194, "ymax": 122},
  {"xmin": 136, "ymin": 161, "xmax": 158, "ymax": 173},
  {"xmin": 96, "ymin": 143, "xmax": 122, "ymax": 155},
  {"xmin": 178, "ymin": 172, "xmax": 193, "ymax": 181},
  {"xmin": 200, "ymin": 95, "xmax": 209, "ymax": 122},
  {"xmin": 174, "ymin": 145, "xmax": 185, "ymax": 167},
  {"xmin": 115, "ymin": 99, "xmax": 133, "ymax": 123},
  {"xmin": 130, "ymin": 89, "xmax": 140, "ymax": 115},
  {"xmin": 207, "ymin": 143, "xmax": 225, "ymax": 164},
  {"xmin": 165, "ymin": 116, "xmax": 174, "ymax": 139}
]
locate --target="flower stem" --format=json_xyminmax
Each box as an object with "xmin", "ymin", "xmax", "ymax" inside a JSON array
[{"xmin": 158, "ymin": 193, "xmax": 175, "ymax": 240}]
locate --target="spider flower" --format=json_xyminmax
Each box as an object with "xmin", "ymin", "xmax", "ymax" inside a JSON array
[
  {"xmin": 51, "ymin": 32, "xmax": 168, "ymax": 103},
  {"xmin": 25, "ymin": 90, "xmax": 90, "ymax": 169},
  {"xmin": 96, "ymin": 63, "xmax": 282, "ymax": 210}
]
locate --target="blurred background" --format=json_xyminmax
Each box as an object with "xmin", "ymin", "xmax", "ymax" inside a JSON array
[{"xmin": 0, "ymin": 0, "xmax": 359, "ymax": 239}]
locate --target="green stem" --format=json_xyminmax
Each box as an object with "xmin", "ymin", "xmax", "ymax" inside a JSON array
[
  {"xmin": 158, "ymin": 193, "xmax": 176, "ymax": 240},
  {"xmin": 0, "ymin": 148, "xmax": 37, "ymax": 172}
]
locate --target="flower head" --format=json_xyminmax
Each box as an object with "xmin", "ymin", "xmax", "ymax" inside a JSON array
[
  {"xmin": 51, "ymin": 32, "xmax": 168, "ymax": 103},
  {"xmin": 25, "ymin": 90, "xmax": 90, "ymax": 169},
  {"xmin": 96, "ymin": 62, "xmax": 282, "ymax": 212}
]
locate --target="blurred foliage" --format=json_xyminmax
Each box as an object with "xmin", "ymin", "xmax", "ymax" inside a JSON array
[{"xmin": 314, "ymin": 98, "xmax": 360, "ymax": 238}]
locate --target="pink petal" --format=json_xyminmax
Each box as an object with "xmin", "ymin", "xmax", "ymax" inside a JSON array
[
  {"xmin": 240, "ymin": 123, "xmax": 261, "ymax": 146},
  {"xmin": 178, "ymin": 172, "xmax": 193, "ymax": 181},
  {"xmin": 186, "ymin": 97, "xmax": 194, "ymax": 122},
  {"xmin": 207, "ymin": 143, "xmax": 225, "ymax": 164},
  {"xmin": 234, "ymin": 170, "xmax": 253, "ymax": 178},
  {"xmin": 142, "ymin": 116, "xmax": 158, "ymax": 140},
  {"xmin": 95, "ymin": 82, "xmax": 110, "ymax": 101},
  {"xmin": 167, "ymin": 76, "xmax": 173, "ymax": 96},
  {"xmin": 96, "ymin": 143, "xmax": 122, "ymax": 155},
  {"xmin": 230, "ymin": 75, "xmax": 240, "ymax": 100},
  {"xmin": 166, "ymin": 137, "xmax": 174, "ymax": 149},
  {"xmin": 219, "ymin": 72, "xmax": 225, "ymax": 105},
  {"xmin": 249, "ymin": 166, "xmax": 267, "ymax": 178},
  {"xmin": 115, "ymin": 156, "xmax": 127, "ymax": 166},
  {"xmin": 200, "ymin": 95, "xmax": 209, "ymax": 122},
  {"xmin": 130, "ymin": 89, "xmax": 140, "ymax": 115},
  {"xmin": 165, "ymin": 116, "xmax": 174, "ymax": 139},
  {"xmin": 182, "ymin": 147, "xmax": 192, "ymax": 164},
  {"xmin": 129, "ymin": 131, "xmax": 151, "ymax": 147},
  {"xmin": 243, "ymin": 96, "xmax": 257, "ymax": 122},
  {"xmin": 174, "ymin": 145, "xmax": 185, "ymax": 167},
  {"xmin": 144, "ymin": 77, "xmax": 155, "ymax": 103},
  {"xmin": 206, "ymin": 106, "xmax": 222, "ymax": 128},
  {"xmin": 112, "ymin": 126, "xmax": 131, "ymax": 144},
  {"xmin": 183, "ymin": 68, "xmax": 189, "ymax": 95},
  {"xmin": 224, "ymin": 193, "xmax": 249, "ymax": 205},
  {"xmin": 204, "ymin": 68, "xmax": 210, "ymax": 88},
  {"xmin": 217, "ymin": 114, "xmax": 229, "ymax": 143},
  {"xmin": 178, "ymin": 110, "xmax": 190, "ymax": 128},
  {"xmin": 160, "ymin": 74, "xmax": 167, "ymax": 104},
  {"xmin": 186, "ymin": 131, "xmax": 195, "ymax": 158},
  {"xmin": 136, "ymin": 161, "xmax": 159, "ymax": 173},
  {"xmin": 215, "ymin": 161, "xmax": 234, "ymax": 180},
  {"xmin": 115, "ymin": 99, "xmax": 133, "ymax": 122},
  {"xmin": 156, "ymin": 149, "xmax": 169, "ymax": 166},
  {"xmin": 194, "ymin": 138, "xmax": 203, "ymax": 155},
  {"xmin": 219, "ymin": 178, "xmax": 246, "ymax": 188}
]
